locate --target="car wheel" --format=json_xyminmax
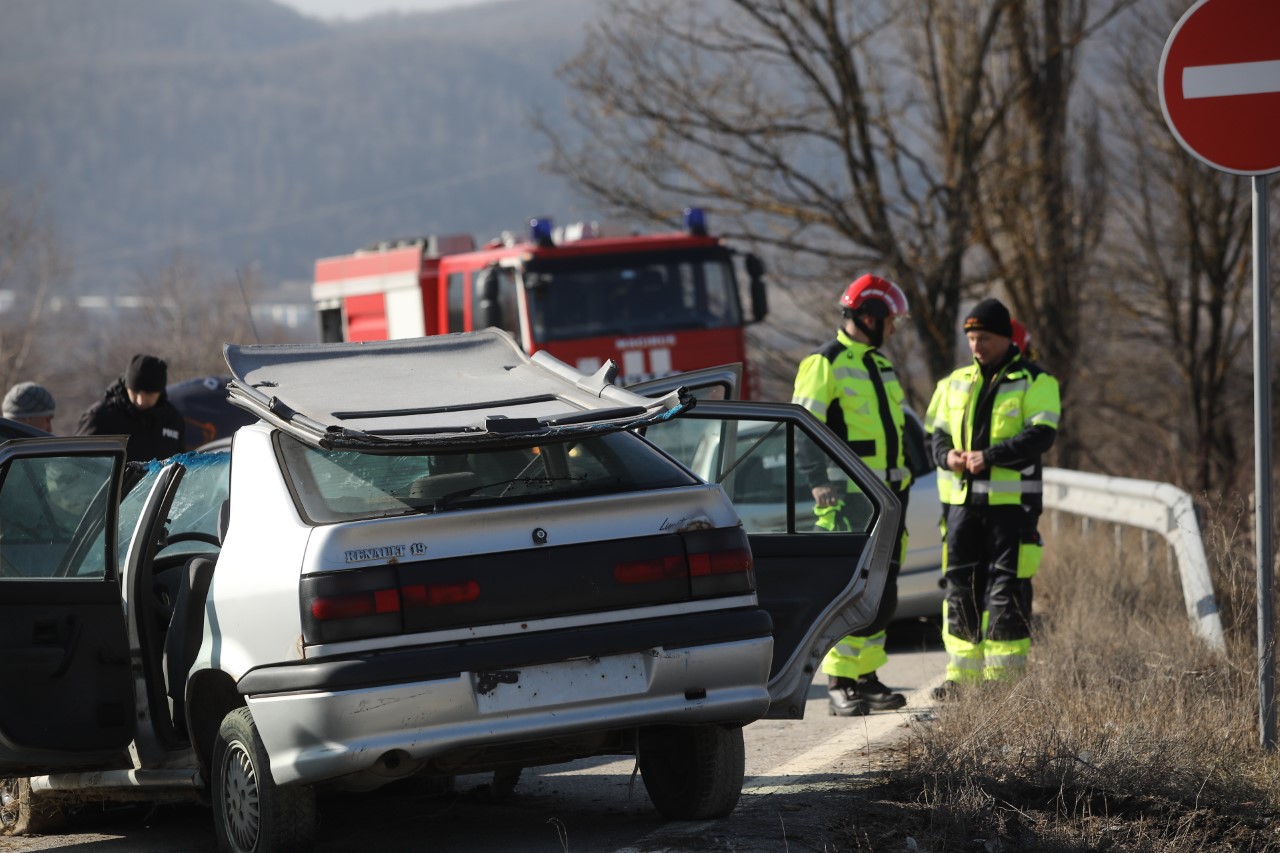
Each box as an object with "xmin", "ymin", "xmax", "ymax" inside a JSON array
[
  {"xmin": 0, "ymin": 777, "xmax": 66, "ymax": 836},
  {"xmin": 638, "ymin": 724, "xmax": 744, "ymax": 820},
  {"xmin": 212, "ymin": 707, "xmax": 316, "ymax": 853}
]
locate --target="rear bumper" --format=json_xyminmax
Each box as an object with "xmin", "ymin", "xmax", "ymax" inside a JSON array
[{"xmin": 241, "ymin": 609, "xmax": 774, "ymax": 786}]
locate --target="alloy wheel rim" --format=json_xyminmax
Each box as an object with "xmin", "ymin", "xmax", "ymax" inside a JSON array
[{"xmin": 221, "ymin": 740, "xmax": 260, "ymax": 851}]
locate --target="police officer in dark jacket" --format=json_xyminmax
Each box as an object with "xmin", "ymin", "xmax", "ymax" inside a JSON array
[{"xmin": 77, "ymin": 354, "xmax": 185, "ymax": 462}]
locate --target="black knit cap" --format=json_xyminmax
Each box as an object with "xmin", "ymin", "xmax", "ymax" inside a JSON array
[
  {"xmin": 963, "ymin": 298, "xmax": 1013, "ymax": 338},
  {"xmin": 124, "ymin": 354, "xmax": 168, "ymax": 393}
]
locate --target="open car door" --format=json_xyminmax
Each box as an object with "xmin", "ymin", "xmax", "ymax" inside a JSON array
[
  {"xmin": 634, "ymin": 378, "xmax": 902, "ymax": 719},
  {"xmin": 0, "ymin": 437, "xmax": 135, "ymax": 774}
]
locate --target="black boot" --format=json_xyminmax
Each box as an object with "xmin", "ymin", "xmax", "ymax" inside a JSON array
[
  {"xmin": 931, "ymin": 680, "xmax": 960, "ymax": 701},
  {"xmin": 826, "ymin": 678, "xmax": 870, "ymax": 717},
  {"xmin": 854, "ymin": 672, "xmax": 906, "ymax": 711}
]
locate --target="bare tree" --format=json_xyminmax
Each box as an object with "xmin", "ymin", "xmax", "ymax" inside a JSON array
[
  {"xmin": 67, "ymin": 257, "xmax": 306, "ymax": 427},
  {"xmin": 543, "ymin": 0, "xmax": 1137, "ymax": 422},
  {"xmin": 970, "ymin": 0, "xmax": 1126, "ymax": 467},
  {"xmin": 0, "ymin": 187, "xmax": 73, "ymax": 397},
  {"xmin": 542, "ymin": 0, "xmax": 1026, "ymax": 403}
]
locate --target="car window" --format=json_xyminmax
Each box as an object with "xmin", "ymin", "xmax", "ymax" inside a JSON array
[
  {"xmin": 643, "ymin": 416, "xmax": 877, "ymax": 535},
  {"xmin": 277, "ymin": 430, "xmax": 697, "ymax": 524},
  {"xmin": 113, "ymin": 451, "xmax": 230, "ymax": 568},
  {"xmin": 0, "ymin": 454, "xmax": 115, "ymax": 579}
]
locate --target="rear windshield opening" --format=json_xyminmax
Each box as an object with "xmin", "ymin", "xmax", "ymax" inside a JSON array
[{"xmin": 277, "ymin": 431, "xmax": 697, "ymax": 524}]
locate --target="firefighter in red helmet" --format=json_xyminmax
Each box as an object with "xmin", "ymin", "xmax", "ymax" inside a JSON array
[{"xmin": 792, "ymin": 274, "xmax": 912, "ymax": 716}]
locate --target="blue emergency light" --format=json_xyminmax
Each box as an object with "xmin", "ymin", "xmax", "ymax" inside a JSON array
[
  {"xmin": 530, "ymin": 217, "xmax": 555, "ymax": 247},
  {"xmin": 683, "ymin": 207, "xmax": 708, "ymax": 236}
]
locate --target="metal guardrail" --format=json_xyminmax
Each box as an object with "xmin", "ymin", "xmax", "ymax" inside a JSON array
[{"xmin": 1043, "ymin": 467, "xmax": 1226, "ymax": 654}]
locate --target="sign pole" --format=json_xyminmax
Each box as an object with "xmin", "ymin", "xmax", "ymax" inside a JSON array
[
  {"xmin": 1256, "ymin": 173, "xmax": 1275, "ymax": 751},
  {"xmin": 1158, "ymin": 0, "xmax": 1280, "ymax": 749}
]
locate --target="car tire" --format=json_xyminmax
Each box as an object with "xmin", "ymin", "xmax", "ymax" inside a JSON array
[
  {"xmin": 212, "ymin": 707, "xmax": 316, "ymax": 853},
  {"xmin": 638, "ymin": 724, "xmax": 744, "ymax": 820},
  {"xmin": 0, "ymin": 777, "xmax": 66, "ymax": 836}
]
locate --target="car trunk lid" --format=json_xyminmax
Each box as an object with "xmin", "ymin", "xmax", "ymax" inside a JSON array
[{"xmin": 223, "ymin": 329, "xmax": 691, "ymax": 451}]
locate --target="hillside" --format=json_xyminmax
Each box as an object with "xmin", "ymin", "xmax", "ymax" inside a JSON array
[{"xmin": 0, "ymin": 0, "xmax": 601, "ymax": 291}]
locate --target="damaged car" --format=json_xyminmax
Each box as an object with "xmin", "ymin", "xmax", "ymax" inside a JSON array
[{"xmin": 0, "ymin": 329, "xmax": 900, "ymax": 852}]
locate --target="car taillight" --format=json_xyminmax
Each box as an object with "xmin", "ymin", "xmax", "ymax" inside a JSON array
[
  {"xmin": 613, "ymin": 529, "xmax": 754, "ymax": 599},
  {"xmin": 311, "ymin": 588, "xmax": 401, "ymax": 620},
  {"xmin": 683, "ymin": 528, "xmax": 755, "ymax": 598},
  {"xmin": 687, "ymin": 549, "xmax": 753, "ymax": 577},
  {"xmin": 403, "ymin": 580, "xmax": 481, "ymax": 608},
  {"xmin": 614, "ymin": 555, "xmax": 688, "ymax": 585},
  {"xmin": 301, "ymin": 567, "xmax": 403, "ymax": 644}
]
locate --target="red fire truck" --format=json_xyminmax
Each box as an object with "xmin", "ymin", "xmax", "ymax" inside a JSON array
[{"xmin": 312, "ymin": 209, "xmax": 768, "ymax": 390}]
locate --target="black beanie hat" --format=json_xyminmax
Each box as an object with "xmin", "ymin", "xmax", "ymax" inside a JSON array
[
  {"xmin": 125, "ymin": 354, "xmax": 168, "ymax": 393},
  {"xmin": 963, "ymin": 298, "xmax": 1013, "ymax": 338}
]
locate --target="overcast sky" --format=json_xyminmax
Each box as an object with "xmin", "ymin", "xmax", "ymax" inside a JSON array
[{"xmin": 276, "ymin": 0, "xmax": 495, "ymax": 19}]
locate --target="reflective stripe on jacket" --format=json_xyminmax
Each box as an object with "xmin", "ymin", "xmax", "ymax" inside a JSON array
[
  {"xmin": 933, "ymin": 354, "xmax": 1060, "ymax": 507},
  {"xmin": 792, "ymin": 329, "xmax": 911, "ymax": 489}
]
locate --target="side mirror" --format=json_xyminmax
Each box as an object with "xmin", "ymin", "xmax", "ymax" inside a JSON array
[
  {"xmin": 745, "ymin": 254, "xmax": 768, "ymax": 322},
  {"xmin": 476, "ymin": 266, "xmax": 501, "ymax": 329}
]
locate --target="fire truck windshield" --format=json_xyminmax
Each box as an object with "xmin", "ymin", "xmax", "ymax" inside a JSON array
[{"xmin": 525, "ymin": 252, "xmax": 742, "ymax": 344}]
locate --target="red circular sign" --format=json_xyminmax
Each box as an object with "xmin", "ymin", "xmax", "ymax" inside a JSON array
[{"xmin": 1159, "ymin": 0, "xmax": 1280, "ymax": 175}]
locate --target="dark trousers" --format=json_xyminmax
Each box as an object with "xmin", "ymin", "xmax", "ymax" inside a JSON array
[{"xmin": 944, "ymin": 504, "xmax": 1037, "ymax": 644}]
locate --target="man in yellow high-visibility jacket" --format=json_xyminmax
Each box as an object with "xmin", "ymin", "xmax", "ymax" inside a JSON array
[
  {"xmin": 930, "ymin": 299, "xmax": 1060, "ymax": 695},
  {"xmin": 792, "ymin": 274, "xmax": 912, "ymax": 716}
]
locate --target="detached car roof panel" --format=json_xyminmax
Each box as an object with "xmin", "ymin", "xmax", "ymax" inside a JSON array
[{"xmin": 223, "ymin": 329, "xmax": 691, "ymax": 450}]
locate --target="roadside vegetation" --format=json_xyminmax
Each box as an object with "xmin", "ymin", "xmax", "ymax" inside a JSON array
[{"xmin": 838, "ymin": 517, "xmax": 1280, "ymax": 852}]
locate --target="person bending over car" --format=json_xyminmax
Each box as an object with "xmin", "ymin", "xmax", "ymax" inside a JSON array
[{"xmin": 77, "ymin": 353, "xmax": 184, "ymax": 462}]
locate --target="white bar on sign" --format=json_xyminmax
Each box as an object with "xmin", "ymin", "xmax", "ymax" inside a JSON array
[
  {"xmin": 649, "ymin": 348, "xmax": 672, "ymax": 374},
  {"xmin": 1183, "ymin": 59, "xmax": 1280, "ymax": 99},
  {"xmin": 576, "ymin": 356, "xmax": 602, "ymax": 374}
]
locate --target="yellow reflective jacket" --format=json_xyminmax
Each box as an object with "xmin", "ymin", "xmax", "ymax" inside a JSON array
[
  {"xmin": 924, "ymin": 377, "xmax": 953, "ymax": 506},
  {"xmin": 792, "ymin": 329, "xmax": 911, "ymax": 489},
  {"xmin": 932, "ymin": 351, "xmax": 1060, "ymax": 507}
]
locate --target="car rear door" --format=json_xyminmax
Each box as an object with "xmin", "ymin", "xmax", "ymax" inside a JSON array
[
  {"xmin": 0, "ymin": 437, "xmax": 135, "ymax": 774},
  {"xmin": 639, "ymin": 401, "xmax": 902, "ymax": 719}
]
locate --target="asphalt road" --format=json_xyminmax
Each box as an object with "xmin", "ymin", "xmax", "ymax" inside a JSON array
[{"xmin": 0, "ymin": 620, "xmax": 946, "ymax": 853}]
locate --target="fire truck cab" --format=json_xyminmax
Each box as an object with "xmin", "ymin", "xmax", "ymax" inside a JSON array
[{"xmin": 312, "ymin": 210, "xmax": 768, "ymax": 388}]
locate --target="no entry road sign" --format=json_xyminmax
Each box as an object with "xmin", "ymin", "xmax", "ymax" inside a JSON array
[{"xmin": 1159, "ymin": 0, "xmax": 1280, "ymax": 175}]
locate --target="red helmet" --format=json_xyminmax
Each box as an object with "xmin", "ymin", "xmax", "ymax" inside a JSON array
[
  {"xmin": 1011, "ymin": 318, "xmax": 1032, "ymax": 353},
  {"xmin": 840, "ymin": 274, "xmax": 909, "ymax": 317}
]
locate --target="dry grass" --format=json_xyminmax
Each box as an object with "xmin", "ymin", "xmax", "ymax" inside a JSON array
[{"xmin": 834, "ymin": 515, "xmax": 1280, "ymax": 852}]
